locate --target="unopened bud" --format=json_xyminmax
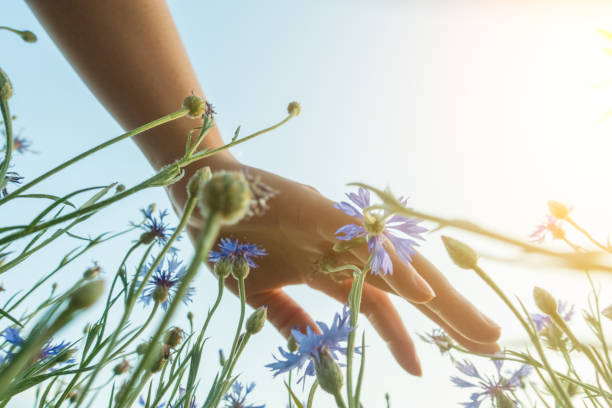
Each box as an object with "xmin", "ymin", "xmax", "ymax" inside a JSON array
[
  {"xmin": 314, "ymin": 349, "xmax": 343, "ymax": 395},
  {"xmin": 198, "ymin": 171, "xmax": 252, "ymax": 225},
  {"xmin": 152, "ymin": 284, "xmax": 169, "ymax": 304},
  {"xmin": 52, "ymin": 283, "xmax": 58, "ymax": 292},
  {"xmin": 187, "ymin": 311, "xmax": 194, "ymax": 321},
  {"xmin": 69, "ymin": 280, "xmax": 104, "ymax": 310},
  {"xmin": 219, "ymin": 349, "xmax": 226, "ymax": 366},
  {"xmin": 182, "ymin": 95, "xmax": 206, "ymax": 119},
  {"xmin": 136, "ymin": 342, "xmax": 149, "ymax": 355},
  {"xmin": 548, "ymin": 200, "xmax": 570, "ymax": 220},
  {"xmin": 20, "ymin": 30, "xmax": 37, "ymax": 43},
  {"xmin": 116, "ymin": 184, "xmax": 126, "ymax": 193},
  {"xmin": 441, "ymin": 236, "xmax": 478, "ymax": 270},
  {"xmin": 213, "ymin": 257, "xmax": 232, "ymax": 279},
  {"xmin": 602, "ymin": 304, "xmax": 612, "ymax": 321},
  {"xmin": 138, "ymin": 231, "xmax": 156, "ymax": 245},
  {"xmin": 113, "ymin": 359, "xmax": 130, "ymax": 375},
  {"xmin": 69, "ymin": 390, "xmax": 80, "ymax": 403},
  {"xmin": 287, "ymin": 101, "xmax": 301, "ymax": 117},
  {"xmin": 533, "ymin": 287, "xmax": 558, "ymax": 316},
  {"xmin": 56, "ymin": 348, "xmax": 75, "ymax": 363},
  {"xmin": 287, "ymin": 335, "xmax": 299, "ymax": 353},
  {"xmin": 148, "ymin": 343, "xmax": 167, "ymax": 373},
  {"xmin": 83, "ymin": 263, "xmax": 101, "ymax": 280},
  {"xmin": 231, "ymin": 257, "xmax": 250, "ymax": 280},
  {"xmin": 246, "ymin": 306, "xmax": 267, "ymax": 334},
  {"xmin": 187, "ymin": 167, "xmax": 212, "ymax": 198},
  {"xmin": 0, "ymin": 67, "xmax": 13, "ymax": 100},
  {"xmin": 164, "ymin": 327, "xmax": 183, "ymax": 348}
]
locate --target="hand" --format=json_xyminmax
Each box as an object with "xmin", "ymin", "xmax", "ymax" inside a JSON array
[{"xmin": 169, "ymin": 155, "xmax": 501, "ymax": 376}]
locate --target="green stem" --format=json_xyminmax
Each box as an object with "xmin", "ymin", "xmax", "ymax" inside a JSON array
[
  {"xmin": 117, "ymin": 212, "xmax": 222, "ymax": 408},
  {"xmin": 111, "ymin": 303, "xmax": 158, "ymax": 359},
  {"xmin": 333, "ymin": 391, "xmax": 348, "ymax": 408},
  {"xmin": 0, "ymin": 108, "xmax": 188, "ymax": 206},
  {"xmin": 471, "ymin": 265, "xmax": 574, "ymax": 408},
  {"xmin": 346, "ymin": 268, "xmax": 366, "ymax": 408},
  {"xmin": 194, "ymin": 276, "xmax": 224, "ymax": 347},
  {"xmin": 567, "ymin": 217, "xmax": 610, "ymax": 253},
  {"xmin": 307, "ymin": 381, "xmax": 319, "ymax": 408},
  {"xmin": 0, "ymin": 98, "xmax": 13, "ymax": 191}
]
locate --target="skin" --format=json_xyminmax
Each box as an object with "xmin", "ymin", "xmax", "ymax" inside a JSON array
[{"xmin": 26, "ymin": 0, "xmax": 501, "ymax": 376}]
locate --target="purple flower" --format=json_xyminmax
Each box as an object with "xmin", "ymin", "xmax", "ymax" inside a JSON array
[
  {"xmin": 266, "ymin": 305, "xmax": 354, "ymax": 385},
  {"xmin": 134, "ymin": 205, "xmax": 177, "ymax": 246},
  {"xmin": 209, "ymin": 238, "xmax": 267, "ymax": 268},
  {"xmin": 529, "ymin": 215, "xmax": 565, "ymax": 243},
  {"xmin": 334, "ymin": 188, "xmax": 427, "ymax": 276},
  {"xmin": 419, "ymin": 328, "xmax": 453, "ymax": 355},
  {"xmin": 451, "ymin": 359, "xmax": 531, "ymax": 408},
  {"xmin": 2, "ymin": 171, "xmax": 23, "ymax": 197},
  {"xmin": 3, "ymin": 327, "xmax": 73, "ymax": 364},
  {"xmin": 531, "ymin": 300, "xmax": 574, "ymax": 332},
  {"xmin": 139, "ymin": 253, "xmax": 195, "ymax": 310},
  {"xmin": 223, "ymin": 382, "xmax": 265, "ymax": 408}
]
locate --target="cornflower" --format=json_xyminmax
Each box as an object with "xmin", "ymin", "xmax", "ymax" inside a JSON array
[
  {"xmin": 209, "ymin": 238, "xmax": 267, "ymax": 267},
  {"xmin": 2, "ymin": 327, "xmax": 73, "ymax": 364},
  {"xmin": 529, "ymin": 215, "xmax": 565, "ymax": 243},
  {"xmin": 139, "ymin": 253, "xmax": 194, "ymax": 310},
  {"xmin": 531, "ymin": 300, "xmax": 574, "ymax": 350},
  {"xmin": 266, "ymin": 305, "xmax": 353, "ymax": 385},
  {"xmin": 2, "ymin": 171, "xmax": 23, "ymax": 197},
  {"xmin": 451, "ymin": 359, "xmax": 531, "ymax": 408},
  {"xmin": 418, "ymin": 328, "xmax": 454, "ymax": 356},
  {"xmin": 334, "ymin": 187, "xmax": 427, "ymax": 276},
  {"xmin": 222, "ymin": 382, "xmax": 265, "ymax": 408},
  {"xmin": 11, "ymin": 135, "xmax": 33, "ymax": 154},
  {"xmin": 134, "ymin": 205, "xmax": 177, "ymax": 246}
]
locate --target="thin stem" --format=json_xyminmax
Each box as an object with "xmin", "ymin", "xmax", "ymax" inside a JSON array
[
  {"xmin": 567, "ymin": 217, "xmax": 610, "ymax": 253},
  {"xmin": 333, "ymin": 391, "xmax": 348, "ymax": 408},
  {"xmin": 0, "ymin": 99, "xmax": 13, "ymax": 191},
  {"xmin": 195, "ymin": 276, "xmax": 224, "ymax": 347},
  {"xmin": 111, "ymin": 302, "xmax": 158, "ymax": 359},
  {"xmin": 0, "ymin": 107, "xmax": 188, "ymax": 206},
  {"xmin": 307, "ymin": 381, "xmax": 319, "ymax": 408}
]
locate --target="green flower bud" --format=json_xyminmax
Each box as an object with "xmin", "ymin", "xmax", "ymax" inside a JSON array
[
  {"xmin": 219, "ymin": 349, "xmax": 226, "ymax": 366},
  {"xmin": 441, "ymin": 236, "xmax": 478, "ymax": 270},
  {"xmin": 182, "ymin": 95, "xmax": 206, "ymax": 118},
  {"xmin": 231, "ymin": 257, "xmax": 250, "ymax": 280},
  {"xmin": 314, "ymin": 349, "xmax": 343, "ymax": 395},
  {"xmin": 187, "ymin": 311, "xmax": 194, "ymax": 321},
  {"xmin": 533, "ymin": 286, "xmax": 558, "ymax": 316},
  {"xmin": 548, "ymin": 200, "xmax": 570, "ymax": 220},
  {"xmin": 113, "ymin": 359, "xmax": 130, "ymax": 375},
  {"xmin": 287, "ymin": 101, "xmax": 301, "ymax": 117},
  {"xmin": 0, "ymin": 67, "xmax": 13, "ymax": 100},
  {"xmin": 138, "ymin": 231, "xmax": 156, "ymax": 245},
  {"xmin": 246, "ymin": 306, "xmax": 267, "ymax": 334},
  {"xmin": 187, "ymin": 167, "xmax": 212, "ymax": 198},
  {"xmin": 20, "ymin": 30, "xmax": 37, "ymax": 43},
  {"xmin": 495, "ymin": 393, "xmax": 515, "ymax": 408},
  {"xmin": 115, "ymin": 184, "xmax": 126, "ymax": 193},
  {"xmin": 198, "ymin": 171, "xmax": 252, "ymax": 225},
  {"xmin": 69, "ymin": 280, "xmax": 104, "ymax": 310},
  {"xmin": 152, "ymin": 284, "xmax": 169, "ymax": 304},
  {"xmin": 213, "ymin": 257, "xmax": 232, "ymax": 279},
  {"xmin": 164, "ymin": 327, "xmax": 183, "ymax": 348},
  {"xmin": 136, "ymin": 342, "xmax": 149, "ymax": 355},
  {"xmin": 83, "ymin": 263, "xmax": 101, "ymax": 280},
  {"xmin": 287, "ymin": 335, "xmax": 299, "ymax": 353}
]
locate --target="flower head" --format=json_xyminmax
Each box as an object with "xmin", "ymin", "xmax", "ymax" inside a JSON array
[
  {"xmin": 209, "ymin": 238, "xmax": 267, "ymax": 268},
  {"xmin": 12, "ymin": 135, "xmax": 33, "ymax": 154},
  {"xmin": 531, "ymin": 300, "xmax": 574, "ymax": 332},
  {"xmin": 529, "ymin": 215, "xmax": 565, "ymax": 243},
  {"xmin": 223, "ymin": 382, "xmax": 265, "ymax": 408},
  {"xmin": 139, "ymin": 253, "xmax": 194, "ymax": 310},
  {"xmin": 266, "ymin": 305, "xmax": 354, "ymax": 385},
  {"xmin": 419, "ymin": 328, "xmax": 454, "ymax": 356},
  {"xmin": 3, "ymin": 327, "xmax": 73, "ymax": 364},
  {"xmin": 134, "ymin": 205, "xmax": 177, "ymax": 246},
  {"xmin": 2, "ymin": 171, "xmax": 23, "ymax": 197},
  {"xmin": 451, "ymin": 359, "xmax": 531, "ymax": 408},
  {"xmin": 334, "ymin": 188, "xmax": 427, "ymax": 276}
]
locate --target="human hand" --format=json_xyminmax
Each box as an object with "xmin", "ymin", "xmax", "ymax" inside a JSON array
[{"xmin": 169, "ymin": 155, "xmax": 501, "ymax": 376}]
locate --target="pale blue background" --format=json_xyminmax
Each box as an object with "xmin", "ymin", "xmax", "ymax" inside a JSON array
[{"xmin": 3, "ymin": 1, "xmax": 612, "ymax": 406}]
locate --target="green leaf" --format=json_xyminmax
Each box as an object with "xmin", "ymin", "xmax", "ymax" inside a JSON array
[{"xmin": 284, "ymin": 382, "xmax": 305, "ymax": 408}]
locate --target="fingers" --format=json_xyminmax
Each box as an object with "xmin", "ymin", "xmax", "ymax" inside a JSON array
[
  {"xmin": 413, "ymin": 303, "xmax": 500, "ymax": 355},
  {"xmin": 246, "ymin": 289, "xmax": 319, "ymax": 338},
  {"xmin": 409, "ymin": 252, "xmax": 501, "ymax": 344},
  {"xmin": 308, "ymin": 276, "xmax": 422, "ymax": 376}
]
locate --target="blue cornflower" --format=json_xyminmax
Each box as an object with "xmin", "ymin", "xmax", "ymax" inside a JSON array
[
  {"xmin": 531, "ymin": 300, "xmax": 574, "ymax": 332},
  {"xmin": 223, "ymin": 382, "xmax": 265, "ymax": 408},
  {"xmin": 266, "ymin": 305, "xmax": 353, "ymax": 385},
  {"xmin": 334, "ymin": 187, "xmax": 427, "ymax": 276},
  {"xmin": 139, "ymin": 253, "xmax": 195, "ymax": 310},
  {"xmin": 2, "ymin": 171, "xmax": 23, "ymax": 197},
  {"xmin": 138, "ymin": 396, "xmax": 165, "ymax": 408},
  {"xmin": 3, "ymin": 327, "xmax": 73, "ymax": 364},
  {"xmin": 209, "ymin": 238, "xmax": 267, "ymax": 267},
  {"xmin": 418, "ymin": 328, "xmax": 453, "ymax": 356},
  {"xmin": 12, "ymin": 135, "xmax": 34, "ymax": 154},
  {"xmin": 134, "ymin": 205, "xmax": 177, "ymax": 246},
  {"xmin": 451, "ymin": 359, "xmax": 531, "ymax": 408}
]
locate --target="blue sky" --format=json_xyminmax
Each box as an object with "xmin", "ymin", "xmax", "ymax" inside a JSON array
[{"xmin": 4, "ymin": 1, "xmax": 612, "ymax": 406}]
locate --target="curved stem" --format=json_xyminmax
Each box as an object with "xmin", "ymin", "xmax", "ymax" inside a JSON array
[
  {"xmin": 195, "ymin": 276, "xmax": 224, "ymax": 347},
  {"xmin": 307, "ymin": 381, "xmax": 319, "ymax": 408},
  {"xmin": 333, "ymin": 391, "xmax": 348, "ymax": 408},
  {"xmin": 567, "ymin": 217, "xmax": 610, "ymax": 253},
  {"xmin": 0, "ymin": 99, "xmax": 13, "ymax": 191}
]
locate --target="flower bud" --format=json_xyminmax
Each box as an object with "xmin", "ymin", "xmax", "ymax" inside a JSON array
[
  {"xmin": 164, "ymin": 327, "xmax": 183, "ymax": 348},
  {"xmin": 231, "ymin": 257, "xmax": 250, "ymax": 280},
  {"xmin": 148, "ymin": 343, "xmax": 167, "ymax": 373},
  {"xmin": 314, "ymin": 349, "xmax": 343, "ymax": 395},
  {"xmin": 441, "ymin": 236, "xmax": 478, "ymax": 270},
  {"xmin": 213, "ymin": 257, "xmax": 232, "ymax": 279},
  {"xmin": 69, "ymin": 390, "xmax": 80, "ymax": 403},
  {"xmin": 287, "ymin": 335, "xmax": 299, "ymax": 353},
  {"xmin": 548, "ymin": 200, "xmax": 570, "ymax": 220},
  {"xmin": 55, "ymin": 348, "xmax": 75, "ymax": 363},
  {"xmin": 182, "ymin": 95, "xmax": 206, "ymax": 118},
  {"xmin": 69, "ymin": 280, "xmax": 104, "ymax": 310},
  {"xmin": 152, "ymin": 284, "xmax": 169, "ymax": 304},
  {"xmin": 533, "ymin": 287, "xmax": 558, "ymax": 316},
  {"xmin": 495, "ymin": 393, "xmax": 515, "ymax": 408},
  {"xmin": 602, "ymin": 304, "xmax": 612, "ymax": 321},
  {"xmin": 20, "ymin": 30, "xmax": 37, "ymax": 43},
  {"xmin": 83, "ymin": 264, "xmax": 101, "ymax": 280},
  {"xmin": 246, "ymin": 306, "xmax": 267, "ymax": 334},
  {"xmin": 187, "ymin": 311, "xmax": 194, "ymax": 321},
  {"xmin": 115, "ymin": 184, "xmax": 126, "ymax": 193},
  {"xmin": 113, "ymin": 359, "xmax": 130, "ymax": 375},
  {"xmin": 198, "ymin": 171, "xmax": 252, "ymax": 225},
  {"xmin": 187, "ymin": 167, "xmax": 212, "ymax": 198},
  {"xmin": 287, "ymin": 101, "xmax": 301, "ymax": 117},
  {"xmin": 219, "ymin": 349, "xmax": 226, "ymax": 366},
  {"xmin": 138, "ymin": 231, "xmax": 156, "ymax": 245},
  {"xmin": 136, "ymin": 342, "xmax": 149, "ymax": 355},
  {"xmin": 0, "ymin": 67, "xmax": 13, "ymax": 100}
]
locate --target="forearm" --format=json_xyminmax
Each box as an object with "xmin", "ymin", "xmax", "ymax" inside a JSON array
[{"xmin": 26, "ymin": 0, "xmax": 233, "ymax": 172}]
